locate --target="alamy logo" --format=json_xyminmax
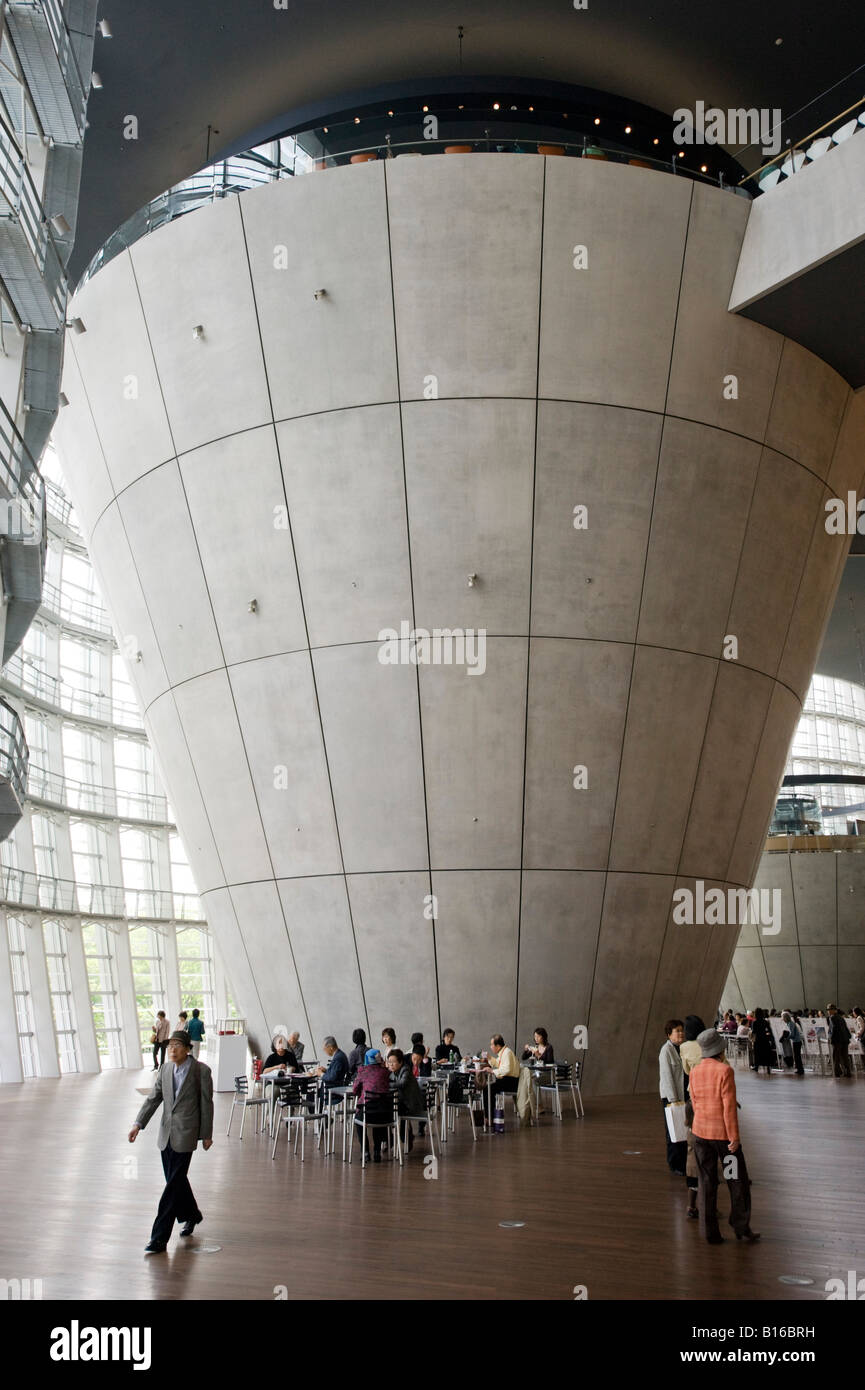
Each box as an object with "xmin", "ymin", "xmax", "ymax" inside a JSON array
[
  {"xmin": 49, "ymin": 1321, "xmax": 152, "ymax": 1371},
  {"xmin": 377, "ymin": 621, "xmax": 486, "ymax": 675},
  {"xmin": 672, "ymin": 102, "xmax": 782, "ymax": 157},
  {"xmin": 825, "ymin": 1271, "xmax": 865, "ymax": 1300},
  {"xmin": 671, "ymin": 881, "xmax": 781, "ymax": 934}
]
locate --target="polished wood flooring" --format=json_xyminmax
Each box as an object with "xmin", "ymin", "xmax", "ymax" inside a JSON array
[{"xmin": 2, "ymin": 1064, "xmax": 863, "ymax": 1301}]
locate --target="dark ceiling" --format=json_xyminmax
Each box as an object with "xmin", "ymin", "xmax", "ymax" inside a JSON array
[{"xmin": 75, "ymin": 0, "xmax": 865, "ymax": 278}]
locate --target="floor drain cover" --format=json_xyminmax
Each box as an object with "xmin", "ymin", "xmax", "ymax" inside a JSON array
[
  {"xmin": 778, "ymin": 1275, "xmax": 815, "ymax": 1287},
  {"xmin": 499, "ymin": 1221, "xmax": 525, "ymax": 1229}
]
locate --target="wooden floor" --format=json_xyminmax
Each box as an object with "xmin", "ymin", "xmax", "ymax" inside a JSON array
[{"xmin": 2, "ymin": 1064, "xmax": 863, "ymax": 1301}]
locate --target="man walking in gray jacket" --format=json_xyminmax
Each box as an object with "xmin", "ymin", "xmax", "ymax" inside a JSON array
[{"xmin": 129, "ymin": 1031, "xmax": 214, "ymax": 1253}]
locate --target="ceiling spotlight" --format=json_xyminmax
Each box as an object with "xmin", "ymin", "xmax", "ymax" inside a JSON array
[
  {"xmin": 493, "ymin": 103, "xmax": 500, "ymax": 110},
  {"xmin": 388, "ymin": 110, "xmax": 394, "ymax": 117},
  {"xmin": 700, "ymin": 164, "xmax": 708, "ymax": 172},
  {"xmin": 192, "ymin": 324, "xmax": 204, "ymax": 339},
  {"xmin": 625, "ymin": 125, "xmax": 632, "ymax": 134},
  {"xmin": 91, "ymin": 71, "xmax": 103, "ymax": 88},
  {"xmin": 313, "ymin": 288, "xmax": 327, "ymax": 300},
  {"xmin": 58, "ymin": 391, "xmax": 69, "ymax": 407},
  {"xmin": 678, "ymin": 151, "xmax": 685, "ymax": 157},
  {"xmin": 528, "ymin": 106, "xmax": 534, "ymax": 112},
  {"xmin": 509, "ymin": 105, "xmax": 517, "ymax": 111},
  {"xmin": 594, "ymin": 117, "xmax": 600, "ymax": 125},
  {"xmin": 50, "ymin": 212, "xmax": 71, "ymax": 236},
  {"xmin": 354, "ymin": 116, "xmax": 360, "ymax": 124},
  {"xmin": 135, "ymin": 650, "xmax": 142, "ymax": 662},
  {"xmin": 98, "ymin": 18, "xmax": 112, "ymax": 37},
  {"xmin": 653, "ymin": 137, "xmax": 659, "ymax": 145},
  {"xmin": 422, "ymin": 105, "xmax": 429, "ymax": 113},
  {"xmin": 467, "ymin": 573, "xmax": 478, "ymax": 587},
  {"xmin": 322, "ymin": 126, "xmax": 328, "ymax": 133},
  {"xmin": 775, "ymin": 36, "xmax": 783, "ymax": 44},
  {"xmin": 248, "ymin": 599, "xmax": 258, "ymax": 613},
  {"xmin": 67, "ymin": 316, "xmax": 86, "ymax": 334}
]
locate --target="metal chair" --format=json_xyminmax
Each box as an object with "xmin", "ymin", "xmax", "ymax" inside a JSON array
[
  {"xmin": 226, "ymin": 1074, "xmax": 267, "ymax": 1138},
  {"xmin": 446, "ymin": 1072, "xmax": 484, "ymax": 1140},
  {"xmin": 271, "ymin": 1080, "xmax": 327, "ymax": 1161},
  {"xmin": 538, "ymin": 1061, "xmax": 584, "ymax": 1118},
  {"xmin": 400, "ymin": 1080, "xmax": 439, "ymax": 1158},
  {"xmin": 350, "ymin": 1093, "xmax": 402, "ymax": 1168}
]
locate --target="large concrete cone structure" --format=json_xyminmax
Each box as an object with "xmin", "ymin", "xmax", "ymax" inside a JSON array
[{"xmin": 54, "ymin": 155, "xmax": 865, "ymax": 1092}]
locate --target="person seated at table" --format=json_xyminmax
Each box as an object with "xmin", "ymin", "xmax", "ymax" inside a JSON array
[
  {"xmin": 434, "ymin": 1028, "xmax": 462, "ymax": 1064},
  {"xmin": 521, "ymin": 1027, "xmax": 554, "ymax": 1064},
  {"xmin": 352, "ymin": 1049, "xmax": 393, "ymax": 1162},
  {"xmin": 409, "ymin": 1032, "xmax": 429, "ymax": 1060},
  {"xmin": 262, "ymin": 1032, "xmax": 300, "ymax": 1075},
  {"xmin": 482, "ymin": 1035, "xmax": 520, "ymax": 1124},
  {"xmin": 410, "ymin": 1040, "xmax": 432, "ymax": 1077},
  {"xmin": 387, "ymin": 1049, "xmax": 425, "ymax": 1152},
  {"xmin": 381, "ymin": 1026, "xmax": 397, "ymax": 1059},
  {"xmin": 287, "ymin": 1030, "xmax": 304, "ymax": 1064},
  {"xmin": 314, "ymin": 1036, "xmax": 350, "ymax": 1116},
  {"xmin": 348, "ymin": 1028, "xmax": 367, "ymax": 1079}
]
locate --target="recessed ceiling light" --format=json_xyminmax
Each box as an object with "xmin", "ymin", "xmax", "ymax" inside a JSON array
[
  {"xmin": 678, "ymin": 151, "xmax": 685, "ymax": 157},
  {"xmin": 625, "ymin": 125, "xmax": 632, "ymax": 134},
  {"xmin": 387, "ymin": 110, "xmax": 393, "ymax": 117},
  {"xmin": 701, "ymin": 164, "xmax": 707, "ymax": 172},
  {"xmin": 528, "ymin": 106, "xmax": 534, "ymax": 112},
  {"xmin": 422, "ymin": 105, "xmax": 429, "ymax": 113},
  {"xmin": 775, "ymin": 36, "xmax": 783, "ymax": 45},
  {"xmin": 594, "ymin": 117, "xmax": 600, "ymax": 125},
  {"xmin": 323, "ymin": 126, "xmax": 328, "ymax": 133},
  {"xmin": 354, "ymin": 117, "xmax": 360, "ymax": 124},
  {"xmin": 493, "ymin": 103, "xmax": 500, "ymax": 110},
  {"xmin": 653, "ymin": 137, "xmax": 659, "ymax": 145}
]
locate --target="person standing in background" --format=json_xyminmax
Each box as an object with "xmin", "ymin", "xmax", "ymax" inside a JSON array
[
  {"xmin": 689, "ymin": 1028, "xmax": 759, "ymax": 1245},
  {"xmin": 659, "ymin": 1019, "xmax": 687, "ymax": 1177},
  {"xmin": 186, "ymin": 1008, "xmax": 205, "ymax": 1059},
  {"xmin": 152, "ymin": 1011, "xmax": 170, "ymax": 1069}
]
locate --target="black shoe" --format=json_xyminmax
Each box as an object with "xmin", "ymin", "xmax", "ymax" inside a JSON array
[
  {"xmin": 179, "ymin": 1214, "xmax": 203, "ymax": 1237},
  {"xmin": 373, "ymin": 1151, "xmax": 382, "ymax": 1163},
  {"xmin": 706, "ymin": 1234, "xmax": 725, "ymax": 1244},
  {"xmin": 736, "ymin": 1229, "xmax": 761, "ymax": 1243},
  {"xmin": 686, "ymin": 1207, "xmax": 699, "ymax": 1220},
  {"xmin": 144, "ymin": 1241, "xmax": 167, "ymax": 1254}
]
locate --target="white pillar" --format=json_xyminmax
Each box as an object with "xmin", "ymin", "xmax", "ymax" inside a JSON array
[
  {"xmin": 23, "ymin": 913, "xmax": 59, "ymax": 1077},
  {"xmin": 65, "ymin": 917, "xmax": 100, "ymax": 1073},
  {"xmin": 114, "ymin": 922, "xmax": 142, "ymax": 1068},
  {"xmin": 162, "ymin": 923, "xmax": 181, "ymax": 1027},
  {"xmin": 0, "ymin": 911, "xmax": 23, "ymax": 1083}
]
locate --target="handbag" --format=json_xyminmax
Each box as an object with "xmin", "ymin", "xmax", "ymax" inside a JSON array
[
  {"xmin": 665, "ymin": 1100, "xmax": 688, "ymax": 1143},
  {"xmin": 150, "ymin": 1028, "xmax": 158, "ymax": 1044}
]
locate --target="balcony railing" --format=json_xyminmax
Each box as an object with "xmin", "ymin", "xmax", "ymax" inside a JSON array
[
  {"xmin": 26, "ymin": 761, "xmax": 170, "ymax": 822},
  {"xmin": 0, "ymin": 865, "xmax": 204, "ymax": 920},
  {"xmin": 0, "ymin": 110, "xmax": 66, "ymax": 327},
  {"xmin": 0, "ymin": 696, "xmax": 28, "ymax": 802},
  {"xmin": 79, "ymin": 122, "xmax": 745, "ymax": 287},
  {"xmin": 45, "ymin": 476, "xmax": 78, "ymax": 531},
  {"xmin": 40, "ymin": 578, "xmax": 112, "ymax": 635},
  {"xmin": 2, "ymin": 652, "xmax": 144, "ymax": 729}
]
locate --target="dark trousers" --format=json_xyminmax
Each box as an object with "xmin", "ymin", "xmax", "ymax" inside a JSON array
[
  {"xmin": 792, "ymin": 1041, "xmax": 804, "ymax": 1075},
  {"xmin": 150, "ymin": 1142, "xmax": 200, "ymax": 1246},
  {"xmin": 662, "ymin": 1099, "xmax": 687, "ymax": 1175},
  {"xmin": 152, "ymin": 1040, "xmax": 167, "ymax": 1068},
  {"xmin": 832, "ymin": 1042, "xmax": 852, "ymax": 1077},
  {"xmin": 693, "ymin": 1137, "xmax": 751, "ymax": 1240},
  {"xmin": 486, "ymin": 1075, "xmax": 518, "ymax": 1123}
]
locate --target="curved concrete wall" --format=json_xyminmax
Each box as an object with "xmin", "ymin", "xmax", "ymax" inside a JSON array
[
  {"xmin": 54, "ymin": 155, "xmax": 865, "ymax": 1092},
  {"xmin": 723, "ymin": 849, "xmax": 865, "ymax": 1011}
]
